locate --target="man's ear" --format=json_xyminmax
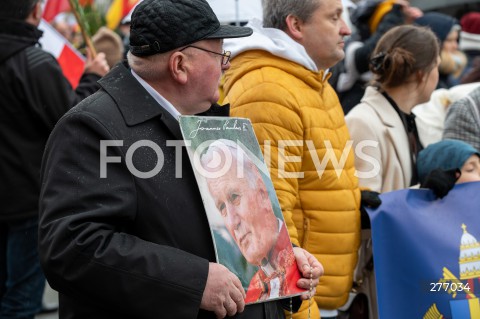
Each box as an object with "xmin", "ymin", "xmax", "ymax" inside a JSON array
[
  {"xmin": 169, "ymin": 52, "xmax": 188, "ymax": 85},
  {"xmin": 27, "ymin": 1, "xmax": 43, "ymax": 26},
  {"xmin": 260, "ymin": 186, "xmax": 269, "ymax": 200},
  {"xmin": 285, "ymin": 14, "xmax": 304, "ymax": 41},
  {"xmin": 256, "ymin": 176, "xmax": 269, "ymax": 200}
]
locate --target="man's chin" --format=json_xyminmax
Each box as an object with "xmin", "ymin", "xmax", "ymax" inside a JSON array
[
  {"xmin": 245, "ymin": 256, "xmax": 262, "ymax": 266},
  {"xmin": 211, "ymin": 93, "xmax": 220, "ymax": 105},
  {"xmin": 241, "ymin": 249, "xmax": 262, "ymax": 266},
  {"xmin": 194, "ymin": 101, "xmax": 211, "ymax": 113}
]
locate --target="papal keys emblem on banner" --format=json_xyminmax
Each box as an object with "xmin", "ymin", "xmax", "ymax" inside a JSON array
[{"xmin": 424, "ymin": 224, "xmax": 480, "ymax": 319}]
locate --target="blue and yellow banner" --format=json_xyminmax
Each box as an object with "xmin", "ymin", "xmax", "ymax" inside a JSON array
[{"xmin": 366, "ymin": 182, "xmax": 480, "ymax": 319}]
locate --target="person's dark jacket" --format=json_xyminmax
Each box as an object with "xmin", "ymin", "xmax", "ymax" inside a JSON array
[
  {"xmin": 39, "ymin": 62, "xmax": 298, "ymax": 319},
  {"xmin": 0, "ymin": 18, "xmax": 101, "ymax": 222},
  {"xmin": 461, "ymin": 56, "xmax": 480, "ymax": 84},
  {"xmin": 352, "ymin": 4, "xmax": 405, "ymax": 74}
]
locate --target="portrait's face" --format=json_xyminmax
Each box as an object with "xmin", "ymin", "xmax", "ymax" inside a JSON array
[
  {"xmin": 206, "ymin": 158, "xmax": 278, "ymax": 266},
  {"xmin": 458, "ymin": 155, "xmax": 480, "ymax": 184},
  {"xmin": 299, "ymin": 0, "xmax": 351, "ymax": 70}
]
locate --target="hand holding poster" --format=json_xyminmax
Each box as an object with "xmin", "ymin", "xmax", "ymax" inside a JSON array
[
  {"xmin": 179, "ymin": 116, "xmax": 305, "ymax": 304},
  {"xmin": 366, "ymin": 182, "xmax": 480, "ymax": 318}
]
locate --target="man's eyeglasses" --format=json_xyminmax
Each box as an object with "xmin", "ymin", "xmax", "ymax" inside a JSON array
[{"xmin": 180, "ymin": 45, "xmax": 231, "ymax": 65}]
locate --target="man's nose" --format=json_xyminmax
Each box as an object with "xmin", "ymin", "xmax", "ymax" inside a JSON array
[
  {"xmin": 225, "ymin": 203, "xmax": 241, "ymax": 229},
  {"xmin": 340, "ymin": 18, "xmax": 351, "ymax": 36}
]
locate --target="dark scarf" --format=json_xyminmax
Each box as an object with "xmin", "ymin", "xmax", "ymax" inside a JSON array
[{"xmin": 382, "ymin": 91, "xmax": 423, "ymax": 186}]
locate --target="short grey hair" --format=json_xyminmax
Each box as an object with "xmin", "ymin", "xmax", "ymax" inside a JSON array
[
  {"xmin": 201, "ymin": 139, "xmax": 259, "ymax": 189},
  {"xmin": 262, "ymin": 0, "xmax": 321, "ymax": 31},
  {"xmin": 126, "ymin": 50, "xmax": 167, "ymax": 81}
]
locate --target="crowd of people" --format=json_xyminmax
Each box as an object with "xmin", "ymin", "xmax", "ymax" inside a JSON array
[{"xmin": 1, "ymin": 0, "xmax": 479, "ymax": 319}]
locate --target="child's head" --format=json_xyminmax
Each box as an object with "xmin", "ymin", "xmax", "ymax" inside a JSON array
[
  {"xmin": 417, "ymin": 139, "xmax": 480, "ymax": 184},
  {"xmin": 415, "ymin": 12, "xmax": 459, "ymax": 48}
]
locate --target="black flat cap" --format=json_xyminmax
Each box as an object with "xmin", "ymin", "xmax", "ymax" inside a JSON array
[{"xmin": 129, "ymin": 0, "xmax": 253, "ymax": 56}]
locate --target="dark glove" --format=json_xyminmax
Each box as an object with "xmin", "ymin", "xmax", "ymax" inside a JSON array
[
  {"xmin": 361, "ymin": 190, "xmax": 382, "ymax": 208},
  {"xmin": 360, "ymin": 190, "xmax": 382, "ymax": 229},
  {"xmin": 421, "ymin": 168, "xmax": 460, "ymax": 199}
]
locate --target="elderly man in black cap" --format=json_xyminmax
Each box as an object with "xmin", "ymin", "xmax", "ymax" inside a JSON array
[{"xmin": 38, "ymin": 0, "xmax": 322, "ymax": 318}]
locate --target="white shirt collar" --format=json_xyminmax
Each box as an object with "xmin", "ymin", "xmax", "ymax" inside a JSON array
[{"xmin": 131, "ymin": 69, "xmax": 181, "ymax": 121}]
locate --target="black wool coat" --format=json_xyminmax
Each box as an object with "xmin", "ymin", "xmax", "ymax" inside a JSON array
[
  {"xmin": 39, "ymin": 63, "xmax": 295, "ymax": 319},
  {"xmin": 0, "ymin": 19, "xmax": 100, "ymax": 221}
]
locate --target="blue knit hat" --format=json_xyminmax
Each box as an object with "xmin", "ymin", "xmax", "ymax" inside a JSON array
[
  {"xmin": 415, "ymin": 12, "xmax": 459, "ymax": 44},
  {"xmin": 417, "ymin": 139, "xmax": 480, "ymax": 184}
]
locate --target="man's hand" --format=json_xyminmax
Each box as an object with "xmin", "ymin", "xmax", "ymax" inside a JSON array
[
  {"xmin": 394, "ymin": 0, "xmax": 423, "ymax": 24},
  {"xmin": 200, "ymin": 263, "xmax": 246, "ymax": 319},
  {"xmin": 292, "ymin": 247, "xmax": 323, "ymax": 300},
  {"xmin": 84, "ymin": 48, "xmax": 110, "ymax": 77}
]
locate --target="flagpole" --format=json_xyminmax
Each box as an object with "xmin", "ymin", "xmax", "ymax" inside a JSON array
[{"xmin": 68, "ymin": 0, "xmax": 97, "ymax": 57}]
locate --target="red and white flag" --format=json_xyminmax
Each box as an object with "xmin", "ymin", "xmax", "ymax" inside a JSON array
[
  {"xmin": 42, "ymin": 0, "xmax": 94, "ymax": 22},
  {"xmin": 38, "ymin": 19, "xmax": 85, "ymax": 88},
  {"xmin": 42, "ymin": 0, "xmax": 70, "ymax": 22}
]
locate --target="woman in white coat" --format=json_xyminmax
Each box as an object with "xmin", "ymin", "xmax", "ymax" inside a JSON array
[
  {"xmin": 346, "ymin": 24, "xmax": 441, "ymax": 193},
  {"xmin": 344, "ymin": 25, "xmax": 441, "ymax": 319}
]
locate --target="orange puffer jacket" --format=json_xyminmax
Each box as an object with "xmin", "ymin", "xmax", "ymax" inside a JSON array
[{"xmin": 224, "ymin": 50, "xmax": 361, "ymax": 314}]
